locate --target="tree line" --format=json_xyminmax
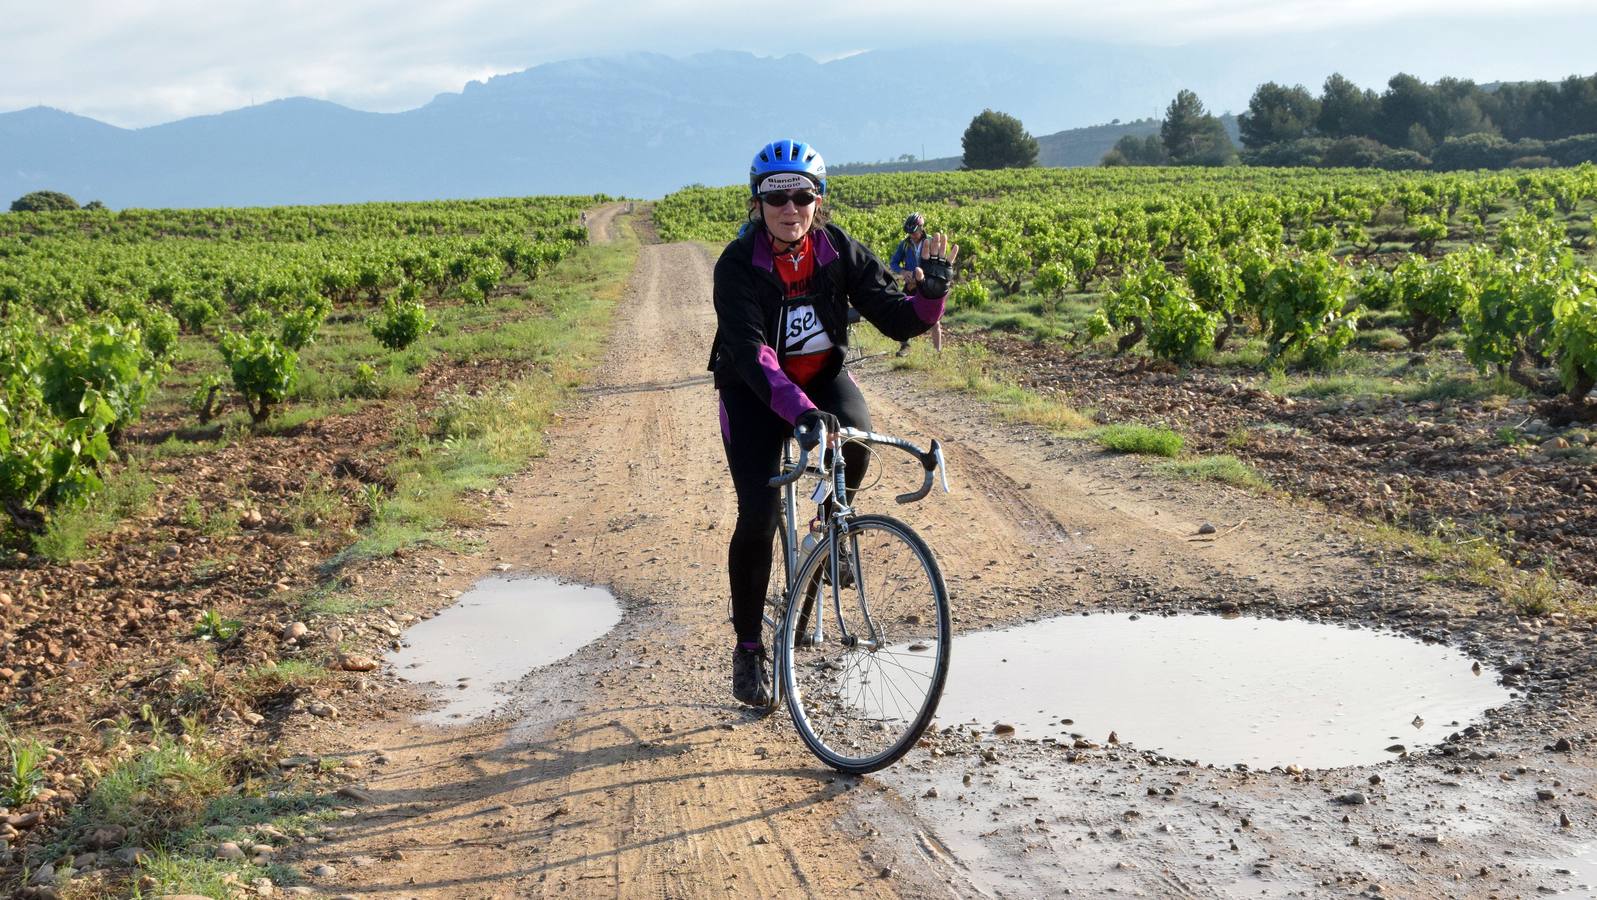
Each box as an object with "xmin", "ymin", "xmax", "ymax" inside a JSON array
[
  {"xmin": 1103, "ymin": 72, "xmax": 1597, "ymax": 171},
  {"xmin": 1239, "ymin": 72, "xmax": 1597, "ymax": 170}
]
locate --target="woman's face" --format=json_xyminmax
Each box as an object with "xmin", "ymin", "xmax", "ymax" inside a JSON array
[{"xmin": 760, "ymin": 189, "xmax": 820, "ymax": 244}]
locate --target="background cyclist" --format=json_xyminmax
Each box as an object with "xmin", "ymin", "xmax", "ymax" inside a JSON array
[
  {"xmin": 890, "ymin": 212, "xmax": 945, "ymax": 355},
  {"xmin": 707, "ymin": 139, "xmax": 957, "ymax": 707}
]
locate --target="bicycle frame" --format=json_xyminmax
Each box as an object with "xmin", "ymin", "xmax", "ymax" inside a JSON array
[{"xmin": 768, "ymin": 424, "xmax": 948, "ymax": 656}]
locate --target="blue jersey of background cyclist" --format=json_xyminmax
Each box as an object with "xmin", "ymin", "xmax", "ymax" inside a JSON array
[
  {"xmin": 889, "ymin": 238, "xmax": 922, "ymax": 276},
  {"xmin": 890, "ymin": 214, "xmax": 926, "ymax": 276}
]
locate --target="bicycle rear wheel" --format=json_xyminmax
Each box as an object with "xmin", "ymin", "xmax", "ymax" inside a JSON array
[{"xmin": 779, "ymin": 514, "xmax": 950, "ymax": 773}]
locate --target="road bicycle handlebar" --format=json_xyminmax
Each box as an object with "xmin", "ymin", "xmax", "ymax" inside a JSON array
[{"xmin": 766, "ymin": 424, "xmax": 949, "ymax": 504}]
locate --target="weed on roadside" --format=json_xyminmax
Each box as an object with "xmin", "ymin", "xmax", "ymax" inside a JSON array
[
  {"xmin": 1095, "ymin": 424, "xmax": 1185, "ymax": 457},
  {"xmin": 283, "ymin": 475, "xmax": 352, "ymax": 534},
  {"xmin": 241, "ymin": 659, "xmax": 329, "ymax": 697},
  {"xmin": 296, "ymin": 582, "xmax": 390, "ymax": 618},
  {"xmin": 191, "ymin": 609, "xmax": 242, "ymax": 642},
  {"xmin": 77, "ymin": 735, "xmax": 228, "ymax": 847},
  {"xmin": 47, "ymin": 736, "xmax": 336, "ymax": 896},
  {"xmin": 2, "ymin": 732, "xmax": 49, "ymax": 807},
  {"xmin": 1503, "ymin": 568, "xmax": 1568, "ymax": 617},
  {"xmin": 1350, "ymin": 518, "xmax": 1591, "ymax": 616},
  {"xmin": 33, "ymin": 463, "xmax": 159, "ymax": 561},
  {"xmin": 331, "ymin": 233, "xmax": 630, "ymax": 564},
  {"xmin": 1156, "ymin": 454, "xmax": 1269, "ymax": 490}
]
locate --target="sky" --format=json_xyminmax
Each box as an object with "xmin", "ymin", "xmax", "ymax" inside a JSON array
[{"xmin": 3, "ymin": 0, "xmax": 1595, "ymax": 128}]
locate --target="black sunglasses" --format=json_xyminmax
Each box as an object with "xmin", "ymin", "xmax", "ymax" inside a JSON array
[{"xmin": 760, "ymin": 189, "xmax": 819, "ymax": 207}]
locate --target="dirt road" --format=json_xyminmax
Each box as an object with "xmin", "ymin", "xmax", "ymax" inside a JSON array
[{"xmin": 303, "ymin": 214, "xmax": 1597, "ymax": 898}]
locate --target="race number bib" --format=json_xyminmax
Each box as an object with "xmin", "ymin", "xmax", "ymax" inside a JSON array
[{"xmin": 783, "ymin": 303, "xmax": 834, "ymax": 356}]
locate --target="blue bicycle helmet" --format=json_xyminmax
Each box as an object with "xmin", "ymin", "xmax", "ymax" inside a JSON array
[{"xmin": 749, "ymin": 139, "xmax": 827, "ymax": 196}]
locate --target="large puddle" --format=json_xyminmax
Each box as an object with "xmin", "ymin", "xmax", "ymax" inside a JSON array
[
  {"xmin": 388, "ymin": 576, "xmax": 621, "ymax": 725},
  {"xmin": 932, "ymin": 613, "xmax": 1511, "ymax": 769}
]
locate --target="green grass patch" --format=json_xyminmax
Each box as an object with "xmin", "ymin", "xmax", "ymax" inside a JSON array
[
  {"xmin": 113, "ymin": 787, "xmax": 335, "ymax": 897},
  {"xmin": 1156, "ymin": 454, "xmax": 1269, "ymax": 490},
  {"xmin": 78, "ymin": 736, "xmax": 229, "ymax": 848},
  {"xmin": 1410, "ymin": 372, "xmax": 1521, "ymax": 403},
  {"xmin": 32, "ymin": 462, "xmax": 159, "ymax": 562},
  {"xmin": 1206, "ymin": 339, "xmax": 1273, "ymax": 369},
  {"xmin": 281, "ymin": 475, "xmax": 355, "ymax": 535},
  {"xmin": 255, "ymin": 400, "xmax": 357, "ymax": 435},
  {"xmin": 146, "ymin": 433, "xmax": 224, "ymax": 459},
  {"xmin": 1352, "ymin": 327, "xmax": 1410, "ymax": 352},
  {"xmin": 241, "ymin": 659, "xmax": 330, "ymax": 696},
  {"xmin": 296, "ymin": 582, "xmax": 392, "ymax": 617},
  {"xmin": 1094, "ymin": 424, "xmax": 1184, "ymax": 457},
  {"xmin": 1347, "ymin": 518, "xmax": 1589, "ymax": 616}
]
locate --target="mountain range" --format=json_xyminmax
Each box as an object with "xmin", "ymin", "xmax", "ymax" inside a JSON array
[{"xmin": 3, "ymin": 24, "xmax": 1594, "ymax": 207}]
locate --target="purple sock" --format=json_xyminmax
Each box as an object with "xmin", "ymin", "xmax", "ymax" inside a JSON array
[{"xmin": 737, "ymin": 641, "xmax": 763, "ymax": 652}]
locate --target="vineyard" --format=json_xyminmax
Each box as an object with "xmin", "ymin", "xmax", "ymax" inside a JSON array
[
  {"xmin": 1, "ymin": 198, "xmax": 595, "ymax": 532},
  {"xmin": 0, "ymin": 197, "xmax": 638, "ymax": 896},
  {"xmin": 658, "ymin": 166, "xmax": 1597, "ymax": 588}
]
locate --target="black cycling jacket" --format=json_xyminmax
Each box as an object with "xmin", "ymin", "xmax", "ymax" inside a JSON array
[{"xmin": 708, "ymin": 222, "xmax": 944, "ymax": 424}]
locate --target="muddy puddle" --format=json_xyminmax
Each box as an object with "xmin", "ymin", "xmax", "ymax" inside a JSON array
[
  {"xmin": 931, "ymin": 612, "xmax": 1510, "ymax": 769},
  {"xmin": 1541, "ymin": 843, "xmax": 1597, "ymax": 896},
  {"xmin": 388, "ymin": 576, "xmax": 621, "ymax": 725}
]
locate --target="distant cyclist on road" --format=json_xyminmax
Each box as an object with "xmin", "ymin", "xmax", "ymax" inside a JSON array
[
  {"xmin": 708, "ymin": 139, "xmax": 958, "ymax": 707},
  {"xmin": 890, "ymin": 212, "xmax": 945, "ymax": 356}
]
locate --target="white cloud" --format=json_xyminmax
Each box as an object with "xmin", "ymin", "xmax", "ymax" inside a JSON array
[{"xmin": 1, "ymin": 0, "xmax": 1591, "ymax": 126}]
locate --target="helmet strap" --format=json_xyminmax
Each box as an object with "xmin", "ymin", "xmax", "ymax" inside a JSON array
[{"xmin": 766, "ymin": 230, "xmax": 805, "ymax": 255}]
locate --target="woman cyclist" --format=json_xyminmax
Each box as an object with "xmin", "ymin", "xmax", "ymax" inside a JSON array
[{"xmin": 707, "ymin": 139, "xmax": 958, "ymax": 707}]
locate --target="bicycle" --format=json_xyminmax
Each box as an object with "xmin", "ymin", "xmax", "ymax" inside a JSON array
[{"xmin": 758, "ymin": 419, "xmax": 953, "ymax": 773}]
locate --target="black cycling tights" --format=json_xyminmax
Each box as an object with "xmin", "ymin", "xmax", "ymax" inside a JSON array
[{"xmin": 719, "ymin": 372, "xmax": 871, "ymax": 646}]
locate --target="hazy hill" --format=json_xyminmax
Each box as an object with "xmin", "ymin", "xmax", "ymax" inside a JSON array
[{"xmin": 834, "ymin": 116, "xmax": 1243, "ymax": 174}]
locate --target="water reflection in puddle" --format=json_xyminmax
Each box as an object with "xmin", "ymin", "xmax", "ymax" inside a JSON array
[
  {"xmin": 1540, "ymin": 843, "xmax": 1597, "ymax": 896},
  {"xmin": 933, "ymin": 613, "xmax": 1511, "ymax": 769},
  {"xmin": 388, "ymin": 576, "xmax": 621, "ymax": 725}
]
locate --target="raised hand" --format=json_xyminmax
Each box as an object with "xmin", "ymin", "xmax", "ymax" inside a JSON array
[{"xmin": 914, "ymin": 232, "xmax": 960, "ymax": 299}]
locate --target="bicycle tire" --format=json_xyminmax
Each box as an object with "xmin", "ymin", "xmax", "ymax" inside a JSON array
[{"xmin": 778, "ymin": 514, "xmax": 950, "ymax": 773}]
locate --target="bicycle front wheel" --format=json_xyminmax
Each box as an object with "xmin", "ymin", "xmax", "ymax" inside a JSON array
[{"xmin": 779, "ymin": 514, "xmax": 951, "ymax": 773}]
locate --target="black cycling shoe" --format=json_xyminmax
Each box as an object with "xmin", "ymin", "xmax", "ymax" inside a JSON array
[{"xmin": 731, "ymin": 646, "xmax": 772, "ymax": 708}]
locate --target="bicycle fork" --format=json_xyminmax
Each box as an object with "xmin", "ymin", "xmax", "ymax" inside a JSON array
[{"xmin": 799, "ymin": 432, "xmax": 883, "ymax": 652}]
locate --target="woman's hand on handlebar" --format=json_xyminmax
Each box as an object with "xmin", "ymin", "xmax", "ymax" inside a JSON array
[{"xmin": 794, "ymin": 409, "xmax": 839, "ymax": 452}]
